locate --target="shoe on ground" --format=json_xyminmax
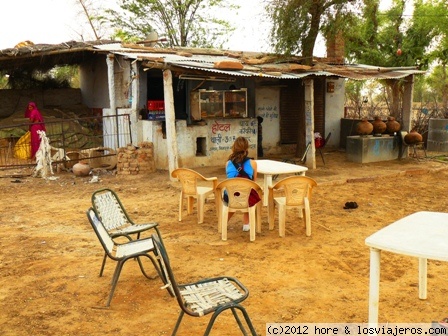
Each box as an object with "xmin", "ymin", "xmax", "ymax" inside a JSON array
[
  {"xmin": 343, "ymin": 201, "xmax": 359, "ymax": 209},
  {"xmin": 243, "ymin": 224, "xmax": 250, "ymax": 232}
]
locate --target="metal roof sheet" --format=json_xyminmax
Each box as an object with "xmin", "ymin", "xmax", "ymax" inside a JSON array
[
  {"xmin": 94, "ymin": 44, "xmax": 424, "ymax": 80},
  {"xmin": 0, "ymin": 41, "xmax": 424, "ymax": 80}
]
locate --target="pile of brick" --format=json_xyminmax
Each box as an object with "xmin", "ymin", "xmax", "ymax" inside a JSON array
[{"xmin": 116, "ymin": 141, "xmax": 156, "ymax": 175}]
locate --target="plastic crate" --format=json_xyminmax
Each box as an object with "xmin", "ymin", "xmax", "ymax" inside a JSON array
[
  {"xmin": 147, "ymin": 100, "xmax": 165, "ymax": 111},
  {"xmin": 148, "ymin": 112, "xmax": 165, "ymax": 120}
]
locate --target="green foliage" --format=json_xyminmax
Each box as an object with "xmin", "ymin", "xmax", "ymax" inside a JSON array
[
  {"xmin": 105, "ymin": 0, "xmax": 238, "ymax": 48},
  {"xmin": 265, "ymin": 0, "xmax": 361, "ymax": 64},
  {"xmin": 74, "ymin": 0, "xmax": 113, "ymax": 41},
  {"xmin": 345, "ymin": 0, "xmax": 446, "ymax": 69},
  {"xmin": 0, "ymin": 73, "xmax": 9, "ymax": 89},
  {"xmin": 51, "ymin": 66, "xmax": 80, "ymax": 88},
  {"xmin": 5, "ymin": 66, "xmax": 79, "ymax": 90},
  {"xmin": 340, "ymin": 0, "xmax": 448, "ymax": 118}
]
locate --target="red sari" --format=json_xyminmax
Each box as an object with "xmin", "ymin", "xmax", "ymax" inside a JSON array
[{"xmin": 26, "ymin": 102, "xmax": 46, "ymax": 159}]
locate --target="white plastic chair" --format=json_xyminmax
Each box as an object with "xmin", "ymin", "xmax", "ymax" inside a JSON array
[
  {"xmin": 268, "ymin": 176, "xmax": 317, "ymax": 237},
  {"xmin": 215, "ymin": 178, "xmax": 263, "ymax": 242},
  {"xmin": 171, "ymin": 168, "xmax": 218, "ymax": 224}
]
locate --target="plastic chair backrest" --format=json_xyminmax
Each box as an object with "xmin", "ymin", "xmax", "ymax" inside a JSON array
[
  {"xmin": 216, "ymin": 178, "xmax": 262, "ymax": 210},
  {"xmin": 283, "ymin": 182, "xmax": 311, "ymax": 207},
  {"xmin": 171, "ymin": 168, "xmax": 200, "ymax": 196},
  {"xmin": 272, "ymin": 176, "xmax": 317, "ymax": 206}
]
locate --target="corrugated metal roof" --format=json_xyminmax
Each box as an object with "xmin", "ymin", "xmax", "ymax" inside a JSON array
[
  {"xmin": 0, "ymin": 41, "xmax": 425, "ymax": 80},
  {"xmin": 94, "ymin": 43, "xmax": 425, "ymax": 80}
]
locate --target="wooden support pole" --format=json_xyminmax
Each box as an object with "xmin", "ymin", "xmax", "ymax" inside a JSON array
[
  {"xmin": 304, "ymin": 78, "xmax": 316, "ymax": 169},
  {"xmin": 163, "ymin": 69, "xmax": 179, "ymax": 180}
]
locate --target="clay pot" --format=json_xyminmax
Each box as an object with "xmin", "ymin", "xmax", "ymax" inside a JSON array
[
  {"xmin": 356, "ymin": 118, "xmax": 373, "ymax": 136},
  {"xmin": 404, "ymin": 130, "xmax": 423, "ymax": 145},
  {"xmin": 385, "ymin": 116, "xmax": 401, "ymax": 134},
  {"xmin": 372, "ymin": 116, "xmax": 387, "ymax": 135},
  {"xmin": 73, "ymin": 161, "xmax": 91, "ymax": 176}
]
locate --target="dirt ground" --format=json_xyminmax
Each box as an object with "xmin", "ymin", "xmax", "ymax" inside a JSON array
[{"xmin": 1, "ymin": 148, "xmax": 448, "ymax": 336}]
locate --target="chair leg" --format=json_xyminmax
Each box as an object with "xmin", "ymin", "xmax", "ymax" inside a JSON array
[
  {"xmin": 231, "ymin": 306, "xmax": 258, "ymax": 336},
  {"xmin": 256, "ymin": 203, "xmax": 262, "ymax": 234},
  {"xmin": 268, "ymin": 201, "xmax": 275, "ymax": 230},
  {"xmin": 221, "ymin": 207, "xmax": 229, "ymax": 241},
  {"xmin": 178, "ymin": 193, "xmax": 183, "ymax": 222},
  {"xmin": 411, "ymin": 145, "xmax": 418, "ymax": 158},
  {"xmin": 203, "ymin": 305, "xmax": 257, "ymax": 336},
  {"xmin": 187, "ymin": 196, "xmax": 194, "ymax": 215},
  {"xmin": 217, "ymin": 195, "xmax": 222, "ymax": 233},
  {"xmin": 422, "ymin": 143, "xmax": 427, "ymax": 158},
  {"xmin": 136, "ymin": 255, "xmax": 163, "ymax": 281},
  {"xmin": 412, "ymin": 143, "xmax": 427, "ymax": 161},
  {"xmin": 318, "ymin": 148, "xmax": 325, "ymax": 165},
  {"xmin": 278, "ymin": 204, "xmax": 286, "ymax": 237},
  {"xmin": 106, "ymin": 261, "xmax": 125, "ymax": 307},
  {"xmin": 298, "ymin": 206, "xmax": 303, "ymax": 219},
  {"xmin": 249, "ymin": 207, "xmax": 256, "ymax": 242},
  {"xmin": 197, "ymin": 195, "xmax": 205, "ymax": 224},
  {"xmin": 304, "ymin": 198, "xmax": 311, "ymax": 236},
  {"xmin": 100, "ymin": 253, "xmax": 108, "ymax": 277},
  {"xmin": 171, "ymin": 310, "xmax": 185, "ymax": 336}
]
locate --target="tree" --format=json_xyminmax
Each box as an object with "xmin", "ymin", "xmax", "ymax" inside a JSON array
[
  {"xmin": 0, "ymin": 73, "xmax": 9, "ymax": 89},
  {"xmin": 105, "ymin": 0, "xmax": 239, "ymax": 48},
  {"xmin": 73, "ymin": 0, "xmax": 112, "ymax": 41},
  {"xmin": 265, "ymin": 0, "xmax": 361, "ymax": 65},
  {"xmin": 343, "ymin": 0, "xmax": 446, "ymax": 119},
  {"xmin": 346, "ymin": 0, "xmax": 443, "ymax": 68},
  {"xmin": 425, "ymin": 64, "xmax": 448, "ymax": 116}
]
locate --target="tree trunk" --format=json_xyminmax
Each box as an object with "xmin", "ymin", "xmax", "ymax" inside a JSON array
[
  {"xmin": 301, "ymin": 3, "xmax": 323, "ymax": 66},
  {"xmin": 442, "ymin": 63, "xmax": 448, "ymax": 117},
  {"xmin": 386, "ymin": 79, "xmax": 402, "ymax": 119}
]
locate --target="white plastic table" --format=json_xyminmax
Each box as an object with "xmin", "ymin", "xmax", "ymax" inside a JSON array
[
  {"xmin": 255, "ymin": 160, "xmax": 308, "ymax": 206},
  {"xmin": 365, "ymin": 211, "xmax": 448, "ymax": 324}
]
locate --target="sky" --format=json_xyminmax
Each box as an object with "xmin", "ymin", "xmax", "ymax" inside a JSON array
[
  {"xmin": 0, "ymin": 0, "xmax": 295, "ymax": 53},
  {"xmin": 0, "ymin": 0, "xmax": 398, "ymax": 55}
]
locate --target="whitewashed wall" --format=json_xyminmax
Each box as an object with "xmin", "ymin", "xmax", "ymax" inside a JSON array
[
  {"xmin": 139, "ymin": 118, "xmax": 257, "ymax": 169},
  {"xmin": 255, "ymin": 87, "xmax": 281, "ymax": 155},
  {"xmin": 324, "ymin": 78, "xmax": 345, "ymax": 147},
  {"xmin": 79, "ymin": 56, "xmax": 109, "ymax": 108}
]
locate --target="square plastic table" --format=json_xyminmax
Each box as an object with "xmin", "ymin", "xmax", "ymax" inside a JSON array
[
  {"xmin": 365, "ymin": 211, "xmax": 448, "ymax": 324},
  {"xmin": 255, "ymin": 160, "xmax": 308, "ymax": 206}
]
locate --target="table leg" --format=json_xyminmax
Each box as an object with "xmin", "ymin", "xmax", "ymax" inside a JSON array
[
  {"xmin": 263, "ymin": 174, "xmax": 272, "ymax": 206},
  {"xmin": 418, "ymin": 258, "xmax": 427, "ymax": 299},
  {"xmin": 368, "ymin": 247, "xmax": 381, "ymax": 325}
]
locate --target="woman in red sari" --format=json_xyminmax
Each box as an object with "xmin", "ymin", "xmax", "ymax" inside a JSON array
[{"xmin": 25, "ymin": 102, "xmax": 46, "ymax": 159}]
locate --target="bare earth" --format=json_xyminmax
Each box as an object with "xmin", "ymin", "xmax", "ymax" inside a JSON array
[{"xmin": 1, "ymin": 149, "xmax": 448, "ymax": 336}]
